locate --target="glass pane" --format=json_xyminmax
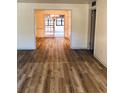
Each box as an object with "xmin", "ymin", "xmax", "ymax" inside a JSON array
[
  {"xmin": 62, "ymin": 18, "xmax": 64, "ymax": 21},
  {"xmin": 57, "ymin": 20, "xmax": 61, "ymax": 26},
  {"xmin": 45, "ymin": 21, "xmax": 48, "ymax": 25},
  {"xmin": 62, "ymin": 21, "xmax": 64, "ymax": 26},
  {"xmin": 49, "ymin": 21, "xmax": 53, "ymax": 25}
]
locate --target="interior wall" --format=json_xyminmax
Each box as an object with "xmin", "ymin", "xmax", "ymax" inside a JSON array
[
  {"xmin": 35, "ymin": 11, "xmax": 44, "ymax": 37},
  {"xmin": 94, "ymin": 0, "xmax": 107, "ymax": 66},
  {"xmin": 17, "ymin": 4, "xmax": 36, "ymax": 49},
  {"xmin": 17, "ymin": 3, "xmax": 89, "ymax": 49}
]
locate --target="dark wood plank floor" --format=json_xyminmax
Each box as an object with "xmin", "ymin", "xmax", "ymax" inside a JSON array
[{"xmin": 17, "ymin": 37, "xmax": 107, "ymax": 93}]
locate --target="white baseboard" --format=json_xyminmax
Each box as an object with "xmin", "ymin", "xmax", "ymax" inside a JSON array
[
  {"xmin": 94, "ymin": 55, "xmax": 107, "ymax": 67},
  {"xmin": 70, "ymin": 46, "xmax": 88, "ymax": 49},
  {"xmin": 17, "ymin": 46, "xmax": 36, "ymax": 50}
]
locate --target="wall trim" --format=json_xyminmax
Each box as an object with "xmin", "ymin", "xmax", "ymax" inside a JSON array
[
  {"xmin": 70, "ymin": 46, "xmax": 88, "ymax": 49},
  {"xmin": 94, "ymin": 55, "xmax": 107, "ymax": 68},
  {"xmin": 17, "ymin": 46, "xmax": 36, "ymax": 50}
]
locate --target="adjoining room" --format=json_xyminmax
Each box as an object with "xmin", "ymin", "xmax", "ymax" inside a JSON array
[{"xmin": 35, "ymin": 10, "xmax": 71, "ymax": 48}]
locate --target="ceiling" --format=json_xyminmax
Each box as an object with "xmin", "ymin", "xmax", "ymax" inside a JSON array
[{"xmin": 17, "ymin": 0, "xmax": 91, "ymax": 4}]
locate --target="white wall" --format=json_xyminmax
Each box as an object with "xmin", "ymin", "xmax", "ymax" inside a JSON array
[
  {"xmin": 94, "ymin": 0, "xmax": 107, "ymax": 66},
  {"xmin": 17, "ymin": 4, "xmax": 36, "ymax": 49},
  {"xmin": 17, "ymin": 3, "xmax": 89, "ymax": 49}
]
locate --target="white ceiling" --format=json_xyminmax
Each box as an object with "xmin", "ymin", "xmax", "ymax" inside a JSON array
[{"xmin": 17, "ymin": 0, "xmax": 91, "ymax": 4}]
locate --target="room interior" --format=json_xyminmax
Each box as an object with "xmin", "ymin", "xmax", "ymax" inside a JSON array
[{"xmin": 17, "ymin": 0, "xmax": 107, "ymax": 93}]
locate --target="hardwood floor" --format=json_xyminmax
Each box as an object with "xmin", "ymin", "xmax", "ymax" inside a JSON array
[{"xmin": 17, "ymin": 37, "xmax": 107, "ymax": 93}]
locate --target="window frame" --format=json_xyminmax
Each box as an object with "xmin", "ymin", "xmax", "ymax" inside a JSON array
[
  {"xmin": 56, "ymin": 18, "xmax": 64, "ymax": 26},
  {"xmin": 45, "ymin": 18, "xmax": 54, "ymax": 26}
]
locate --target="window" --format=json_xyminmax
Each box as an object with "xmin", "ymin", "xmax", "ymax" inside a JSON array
[
  {"xmin": 56, "ymin": 18, "xmax": 64, "ymax": 26},
  {"xmin": 45, "ymin": 17, "xmax": 54, "ymax": 26}
]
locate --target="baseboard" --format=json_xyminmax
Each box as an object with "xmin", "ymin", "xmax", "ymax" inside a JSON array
[
  {"xmin": 93, "ymin": 55, "xmax": 107, "ymax": 68},
  {"xmin": 70, "ymin": 46, "xmax": 88, "ymax": 50},
  {"xmin": 17, "ymin": 46, "xmax": 36, "ymax": 50}
]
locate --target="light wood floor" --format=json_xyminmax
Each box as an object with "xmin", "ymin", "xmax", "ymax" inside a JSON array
[{"xmin": 17, "ymin": 38, "xmax": 107, "ymax": 93}]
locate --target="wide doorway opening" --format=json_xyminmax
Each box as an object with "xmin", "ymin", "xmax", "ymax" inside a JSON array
[{"xmin": 35, "ymin": 10, "xmax": 71, "ymax": 48}]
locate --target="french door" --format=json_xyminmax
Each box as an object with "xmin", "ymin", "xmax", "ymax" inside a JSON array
[{"xmin": 45, "ymin": 16, "xmax": 55, "ymax": 37}]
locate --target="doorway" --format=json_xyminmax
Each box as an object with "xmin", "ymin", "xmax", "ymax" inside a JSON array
[
  {"xmin": 34, "ymin": 10, "xmax": 71, "ymax": 48},
  {"xmin": 89, "ymin": 9, "xmax": 96, "ymax": 54}
]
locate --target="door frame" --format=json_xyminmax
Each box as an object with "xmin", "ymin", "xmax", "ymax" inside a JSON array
[{"xmin": 89, "ymin": 9, "xmax": 96, "ymax": 54}]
